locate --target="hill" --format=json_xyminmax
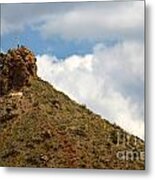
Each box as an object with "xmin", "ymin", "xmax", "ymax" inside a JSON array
[{"xmin": 0, "ymin": 46, "xmax": 145, "ymax": 169}]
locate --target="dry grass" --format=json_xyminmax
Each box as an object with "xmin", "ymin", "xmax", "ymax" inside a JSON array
[{"xmin": 0, "ymin": 78, "xmax": 145, "ymax": 169}]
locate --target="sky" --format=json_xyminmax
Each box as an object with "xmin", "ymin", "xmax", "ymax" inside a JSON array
[{"xmin": 0, "ymin": 1, "xmax": 145, "ymax": 139}]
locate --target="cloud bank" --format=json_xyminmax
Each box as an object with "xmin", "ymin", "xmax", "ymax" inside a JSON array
[
  {"xmin": 37, "ymin": 40, "xmax": 144, "ymax": 139},
  {"xmin": 1, "ymin": 1, "xmax": 144, "ymax": 41}
]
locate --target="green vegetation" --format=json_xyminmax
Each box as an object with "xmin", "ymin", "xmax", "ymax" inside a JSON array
[{"xmin": 0, "ymin": 78, "xmax": 145, "ymax": 169}]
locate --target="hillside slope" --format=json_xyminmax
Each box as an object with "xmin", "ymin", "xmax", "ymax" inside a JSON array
[{"xmin": 0, "ymin": 47, "xmax": 145, "ymax": 169}]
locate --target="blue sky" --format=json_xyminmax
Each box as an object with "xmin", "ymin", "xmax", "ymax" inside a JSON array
[
  {"xmin": 1, "ymin": 1, "xmax": 144, "ymax": 57},
  {"xmin": 1, "ymin": 27, "xmax": 95, "ymax": 58},
  {"xmin": 1, "ymin": 27, "xmax": 120, "ymax": 58},
  {"xmin": 1, "ymin": 28, "xmax": 119, "ymax": 58},
  {"xmin": 0, "ymin": 1, "xmax": 145, "ymax": 139}
]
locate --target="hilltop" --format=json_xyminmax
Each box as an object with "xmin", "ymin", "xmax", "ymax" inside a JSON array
[{"xmin": 0, "ymin": 47, "xmax": 145, "ymax": 169}]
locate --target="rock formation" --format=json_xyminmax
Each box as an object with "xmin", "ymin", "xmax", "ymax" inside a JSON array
[{"xmin": 0, "ymin": 46, "xmax": 37, "ymax": 96}]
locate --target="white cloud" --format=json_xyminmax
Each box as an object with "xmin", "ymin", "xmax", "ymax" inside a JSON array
[
  {"xmin": 1, "ymin": 1, "xmax": 144, "ymax": 41},
  {"xmin": 36, "ymin": 40, "xmax": 144, "ymax": 139},
  {"xmin": 38, "ymin": 1, "xmax": 144, "ymax": 41}
]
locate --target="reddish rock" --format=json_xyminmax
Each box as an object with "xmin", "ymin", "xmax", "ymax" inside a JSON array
[{"xmin": 0, "ymin": 46, "xmax": 37, "ymax": 96}]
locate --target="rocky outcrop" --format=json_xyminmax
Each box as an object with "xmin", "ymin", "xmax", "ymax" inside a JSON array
[{"xmin": 0, "ymin": 46, "xmax": 37, "ymax": 96}]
